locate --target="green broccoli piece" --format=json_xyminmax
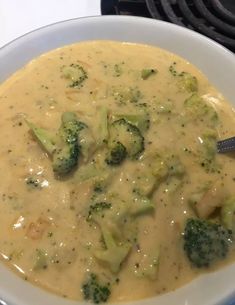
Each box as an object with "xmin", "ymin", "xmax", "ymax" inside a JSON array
[
  {"xmin": 132, "ymin": 155, "xmax": 169, "ymax": 197},
  {"xmin": 221, "ymin": 197, "xmax": 235, "ymax": 231},
  {"xmin": 62, "ymin": 63, "xmax": 88, "ymax": 88},
  {"xmin": 52, "ymin": 112, "xmax": 85, "ymax": 175},
  {"xmin": 93, "ymin": 184, "xmax": 104, "ymax": 194},
  {"xmin": 184, "ymin": 218, "xmax": 232, "ymax": 268},
  {"xmin": 78, "ymin": 124, "xmax": 96, "ymax": 162},
  {"xmin": 188, "ymin": 182, "xmax": 212, "ymax": 210},
  {"xmin": 107, "ymin": 119, "xmax": 144, "ymax": 161},
  {"xmin": 59, "ymin": 112, "xmax": 86, "ymax": 143},
  {"xmin": 87, "ymin": 200, "xmax": 132, "ymax": 273},
  {"xmin": 134, "ymin": 246, "xmax": 160, "ymax": 280},
  {"xmin": 184, "ymin": 94, "xmax": 218, "ymax": 126},
  {"xmin": 82, "ymin": 273, "xmax": 111, "ymax": 304},
  {"xmin": 27, "ymin": 112, "xmax": 87, "ymax": 176},
  {"xmin": 111, "ymin": 86, "xmax": 143, "ymax": 106},
  {"xmin": 154, "ymin": 100, "xmax": 173, "ymax": 114},
  {"xmin": 168, "ymin": 63, "xmax": 198, "ymax": 92},
  {"xmin": 111, "ymin": 113, "xmax": 150, "ymax": 133},
  {"xmin": 52, "ymin": 144, "xmax": 79, "ymax": 175},
  {"xmin": 141, "ymin": 69, "xmax": 157, "ymax": 80},
  {"xmin": 94, "ymin": 227, "xmax": 131, "ymax": 273},
  {"xmin": 105, "ymin": 142, "xmax": 127, "ymax": 166},
  {"xmin": 165, "ymin": 154, "xmax": 185, "ymax": 177},
  {"xmin": 198, "ymin": 130, "xmax": 219, "ymax": 173},
  {"xmin": 26, "ymin": 176, "xmax": 41, "ymax": 189},
  {"xmin": 34, "ymin": 249, "xmax": 48, "ymax": 270},
  {"xmin": 132, "ymin": 153, "xmax": 184, "ymax": 197},
  {"xmin": 87, "ymin": 202, "xmax": 112, "ymax": 221},
  {"xmin": 113, "ymin": 63, "xmax": 123, "ymax": 77},
  {"xmin": 96, "ymin": 106, "xmax": 109, "ymax": 146},
  {"xmin": 74, "ymin": 163, "xmax": 104, "ymax": 182},
  {"xmin": 26, "ymin": 120, "xmax": 56, "ymax": 155},
  {"xmin": 178, "ymin": 72, "xmax": 198, "ymax": 92},
  {"xmin": 73, "ymin": 163, "xmax": 113, "ymax": 193},
  {"xmin": 130, "ymin": 195, "xmax": 154, "ymax": 216},
  {"xmin": 132, "ymin": 173, "xmax": 157, "ymax": 197}
]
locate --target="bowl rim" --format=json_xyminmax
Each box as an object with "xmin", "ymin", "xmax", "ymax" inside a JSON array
[
  {"xmin": 1, "ymin": 14, "xmax": 235, "ymax": 56},
  {"xmin": 0, "ymin": 14, "xmax": 235, "ymax": 305}
]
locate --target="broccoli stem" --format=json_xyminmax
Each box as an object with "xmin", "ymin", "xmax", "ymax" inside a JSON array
[{"xmin": 26, "ymin": 120, "xmax": 56, "ymax": 155}]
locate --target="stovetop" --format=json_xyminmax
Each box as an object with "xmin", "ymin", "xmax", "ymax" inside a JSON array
[{"xmin": 101, "ymin": 0, "xmax": 235, "ymax": 52}]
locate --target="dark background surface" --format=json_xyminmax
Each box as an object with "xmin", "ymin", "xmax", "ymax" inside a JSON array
[
  {"xmin": 101, "ymin": 0, "xmax": 235, "ymax": 15},
  {"xmin": 101, "ymin": 0, "xmax": 235, "ymax": 52}
]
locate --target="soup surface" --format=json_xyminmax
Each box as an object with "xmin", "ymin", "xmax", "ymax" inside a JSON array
[{"xmin": 0, "ymin": 41, "xmax": 235, "ymax": 303}]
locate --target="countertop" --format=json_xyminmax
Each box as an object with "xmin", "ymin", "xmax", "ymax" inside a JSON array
[{"xmin": 0, "ymin": 0, "xmax": 100, "ymax": 47}]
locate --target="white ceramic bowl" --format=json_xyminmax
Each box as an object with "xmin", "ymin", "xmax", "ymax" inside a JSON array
[{"xmin": 0, "ymin": 15, "xmax": 235, "ymax": 305}]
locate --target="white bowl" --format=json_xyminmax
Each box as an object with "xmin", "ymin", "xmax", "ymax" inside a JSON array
[{"xmin": 0, "ymin": 15, "xmax": 235, "ymax": 305}]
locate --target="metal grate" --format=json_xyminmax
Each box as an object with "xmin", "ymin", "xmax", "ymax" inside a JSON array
[{"xmin": 101, "ymin": 0, "xmax": 235, "ymax": 52}]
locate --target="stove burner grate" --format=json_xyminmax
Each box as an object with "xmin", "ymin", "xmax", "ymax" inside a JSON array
[{"xmin": 101, "ymin": 0, "xmax": 235, "ymax": 52}]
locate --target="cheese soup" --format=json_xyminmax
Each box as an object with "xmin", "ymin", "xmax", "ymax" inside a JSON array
[{"xmin": 0, "ymin": 41, "xmax": 234, "ymax": 303}]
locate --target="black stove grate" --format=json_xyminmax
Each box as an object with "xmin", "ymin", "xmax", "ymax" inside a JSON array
[{"xmin": 101, "ymin": 0, "xmax": 235, "ymax": 52}]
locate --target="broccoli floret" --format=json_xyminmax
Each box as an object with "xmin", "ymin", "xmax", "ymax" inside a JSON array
[
  {"xmin": 62, "ymin": 64, "xmax": 88, "ymax": 88},
  {"xmin": 82, "ymin": 273, "xmax": 111, "ymax": 304},
  {"xmin": 178, "ymin": 72, "xmax": 198, "ymax": 92},
  {"xmin": 52, "ymin": 112, "xmax": 85, "ymax": 175},
  {"xmin": 52, "ymin": 143, "xmax": 79, "ymax": 175},
  {"xmin": 197, "ymin": 129, "xmax": 219, "ymax": 173},
  {"xmin": 63, "ymin": 113, "xmax": 95, "ymax": 162},
  {"xmin": 184, "ymin": 218, "xmax": 232, "ymax": 268},
  {"xmin": 112, "ymin": 113, "xmax": 150, "ymax": 133},
  {"xmin": 94, "ymin": 227, "xmax": 131, "ymax": 273},
  {"xmin": 87, "ymin": 202, "xmax": 112, "ymax": 221},
  {"xmin": 26, "ymin": 120, "xmax": 56, "ymax": 155},
  {"xmin": 27, "ymin": 112, "xmax": 87, "ymax": 176},
  {"xmin": 131, "ymin": 155, "xmax": 168, "ymax": 197},
  {"xmin": 107, "ymin": 119, "xmax": 144, "ymax": 161},
  {"xmin": 87, "ymin": 200, "xmax": 132, "ymax": 273},
  {"xmin": 105, "ymin": 142, "xmax": 127, "ymax": 166},
  {"xmin": 141, "ymin": 69, "xmax": 157, "ymax": 80},
  {"xmin": 168, "ymin": 63, "xmax": 198, "ymax": 92},
  {"xmin": 59, "ymin": 112, "xmax": 86, "ymax": 143},
  {"xmin": 131, "ymin": 153, "xmax": 185, "ymax": 197},
  {"xmin": 111, "ymin": 86, "xmax": 143, "ymax": 106},
  {"xmin": 184, "ymin": 94, "xmax": 218, "ymax": 127}
]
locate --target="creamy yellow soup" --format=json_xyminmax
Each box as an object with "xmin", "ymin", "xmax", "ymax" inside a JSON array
[{"xmin": 0, "ymin": 40, "xmax": 235, "ymax": 303}]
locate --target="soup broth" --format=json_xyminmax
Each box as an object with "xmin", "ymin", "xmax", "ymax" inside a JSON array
[{"xmin": 0, "ymin": 41, "xmax": 234, "ymax": 303}]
